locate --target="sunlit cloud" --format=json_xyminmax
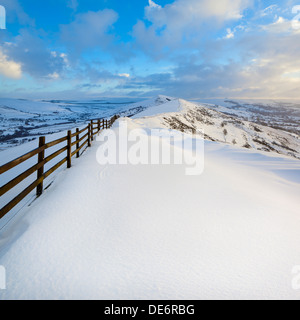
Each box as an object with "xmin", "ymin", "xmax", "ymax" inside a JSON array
[
  {"xmin": 0, "ymin": 49, "xmax": 22, "ymax": 79},
  {"xmin": 0, "ymin": 0, "xmax": 299, "ymax": 99}
]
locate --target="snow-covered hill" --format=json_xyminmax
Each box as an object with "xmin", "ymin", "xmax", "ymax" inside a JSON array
[
  {"xmin": 1, "ymin": 95, "xmax": 299, "ymax": 160},
  {"xmin": 197, "ymin": 98, "xmax": 300, "ymax": 136},
  {"xmin": 0, "ymin": 108, "xmax": 300, "ymax": 299},
  {"xmin": 1, "ymin": 95, "xmax": 299, "ymax": 226},
  {"xmin": 133, "ymin": 98, "xmax": 300, "ymax": 160}
]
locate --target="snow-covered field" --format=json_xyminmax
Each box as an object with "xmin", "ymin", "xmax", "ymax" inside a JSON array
[
  {"xmin": 0, "ymin": 97, "xmax": 147, "ymax": 150},
  {"xmin": 1, "ymin": 96, "xmax": 299, "ymax": 152},
  {"xmin": 0, "ymin": 96, "xmax": 300, "ymax": 300}
]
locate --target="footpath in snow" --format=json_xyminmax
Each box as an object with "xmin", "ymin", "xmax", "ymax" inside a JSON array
[{"xmin": 0, "ymin": 101, "xmax": 300, "ymax": 299}]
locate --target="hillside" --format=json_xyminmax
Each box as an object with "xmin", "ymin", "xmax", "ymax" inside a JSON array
[
  {"xmin": 0, "ymin": 97, "xmax": 300, "ymax": 299},
  {"xmin": 197, "ymin": 98, "xmax": 300, "ymax": 136},
  {"xmin": 133, "ymin": 98, "xmax": 300, "ymax": 160}
]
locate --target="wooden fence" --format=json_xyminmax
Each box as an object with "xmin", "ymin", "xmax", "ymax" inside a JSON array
[{"xmin": 0, "ymin": 115, "xmax": 119, "ymax": 219}]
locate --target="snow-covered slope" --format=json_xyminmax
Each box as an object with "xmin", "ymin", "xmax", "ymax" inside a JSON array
[
  {"xmin": 0, "ymin": 95, "xmax": 179, "ymax": 224},
  {"xmin": 133, "ymin": 98, "xmax": 300, "ymax": 160},
  {"xmin": 197, "ymin": 98, "xmax": 300, "ymax": 136},
  {"xmin": 0, "ymin": 117, "xmax": 300, "ymax": 299},
  {"xmin": 0, "ymin": 96, "xmax": 300, "ymax": 300}
]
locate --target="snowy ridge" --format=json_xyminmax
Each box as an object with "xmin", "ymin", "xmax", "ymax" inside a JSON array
[
  {"xmin": 0, "ymin": 96, "xmax": 176, "ymax": 151},
  {"xmin": 0, "ymin": 95, "xmax": 300, "ymax": 300},
  {"xmin": 133, "ymin": 98, "xmax": 300, "ymax": 160},
  {"xmin": 197, "ymin": 98, "xmax": 300, "ymax": 136}
]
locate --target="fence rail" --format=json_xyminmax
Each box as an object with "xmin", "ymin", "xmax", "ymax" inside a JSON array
[{"xmin": 0, "ymin": 115, "xmax": 119, "ymax": 219}]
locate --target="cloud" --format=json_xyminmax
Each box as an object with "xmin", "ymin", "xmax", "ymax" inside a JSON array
[
  {"xmin": 1, "ymin": 0, "xmax": 299, "ymax": 99},
  {"xmin": 148, "ymin": 0, "xmax": 161, "ymax": 10},
  {"xmin": 126, "ymin": 0, "xmax": 300, "ymax": 98},
  {"xmin": 3, "ymin": 29, "xmax": 67, "ymax": 79},
  {"xmin": 261, "ymin": 15, "xmax": 300, "ymax": 34},
  {"xmin": 118, "ymin": 73, "xmax": 130, "ymax": 78},
  {"xmin": 119, "ymin": 56, "xmax": 300, "ymax": 99},
  {"xmin": 60, "ymin": 9, "xmax": 119, "ymax": 54},
  {"xmin": 74, "ymin": 64, "xmax": 134, "ymax": 92},
  {"xmin": 67, "ymin": 0, "xmax": 79, "ymax": 12},
  {"xmin": 47, "ymin": 72, "xmax": 60, "ymax": 80},
  {"xmin": 118, "ymin": 19, "xmax": 300, "ymax": 100},
  {"xmin": 145, "ymin": 0, "xmax": 251, "ymax": 26},
  {"xmin": 59, "ymin": 9, "xmax": 134, "ymax": 64},
  {"xmin": 133, "ymin": 0, "xmax": 252, "ymax": 58},
  {"xmin": 259, "ymin": 4, "xmax": 279, "ymax": 17},
  {"xmin": 0, "ymin": 49, "xmax": 22, "ymax": 79},
  {"xmin": 80, "ymin": 83, "xmax": 102, "ymax": 89},
  {"xmin": 224, "ymin": 28, "xmax": 235, "ymax": 39}
]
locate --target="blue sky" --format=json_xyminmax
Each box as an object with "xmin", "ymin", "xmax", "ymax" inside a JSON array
[{"xmin": 0, "ymin": 0, "xmax": 300, "ymax": 99}]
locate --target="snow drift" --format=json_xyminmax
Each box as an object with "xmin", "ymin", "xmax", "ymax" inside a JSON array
[{"xmin": 0, "ymin": 96, "xmax": 300, "ymax": 300}]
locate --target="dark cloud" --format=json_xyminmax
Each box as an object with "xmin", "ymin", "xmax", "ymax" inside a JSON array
[{"xmin": 3, "ymin": 29, "xmax": 67, "ymax": 78}]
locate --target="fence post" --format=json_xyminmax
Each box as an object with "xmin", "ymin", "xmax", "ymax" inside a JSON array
[
  {"xmin": 36, "ymin": 136, "xmax": 45, "ymax": 197},
  {"xmin": 90, "ymin": 120, "xmax": 94, "ymax": 141},
  {"xmin": 98, "ymin": 119, "xmax": 100, "ymax": 133},
  {"xmin": 88, "ymin": 123, "xmax": 91, "ymax": 147},
  {"xmin": 67, "ymin": 130, "xmax": 72, "ymax": 168},
  {"xmin": 106, "ymin": 120, "xmax": 108, "ymax": 129},
  {"xmin": 76, "ymin": 128, "xmax": 80, "ymax": 158}
]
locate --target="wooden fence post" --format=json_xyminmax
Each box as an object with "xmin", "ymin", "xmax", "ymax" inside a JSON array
[
  {"xmin": 36, "ymin": 136, "xmax": 45, "ymax": 197},
  {"xmin": 90, "ymin": 120, "xmax": 94, "ymax": 141},
  {"xmin": 67, "ymin": 130, "xmax": 72, "ymax": 168},
  {"xmin": 76, "ymin": 128, "xmax": 80, "ymax": 158},
  {"xmin": 88, "ymin": 123, "xmax": 91, "ymax": 147},
  {"xmin": 98, "ymin": 119, "xmax": 100, "ymax": 133},
  {"xmin": 106, "ymin": 120, "xmax": 108, "ymax": 129}
]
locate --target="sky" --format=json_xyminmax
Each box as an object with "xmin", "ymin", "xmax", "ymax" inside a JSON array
[{"xmin": 0, "ymin": 0, "xmax": 300, "ymax": 99}]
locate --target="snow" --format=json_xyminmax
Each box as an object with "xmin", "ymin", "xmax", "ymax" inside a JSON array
[
  {"xmin": 0, "ymin": 98, "xmax": 67, "ymax": 115},
  {"xmin": 0, "ymin": 97, "xmax": 145, "ymax": 151},
  {"xmin": 135, "ymin": 98, "xmax": 300, "ymax": 160},
  {"xmin": 0, "ymin": 107, "xmax": 300, "ymax": 299},
  {"xmin": 195, "ymin": 98, "xmax": 300, "ymax": 137},
  {"xmin": 133, "ymin": 97, "xmax": 181, "ymax": 118}
]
